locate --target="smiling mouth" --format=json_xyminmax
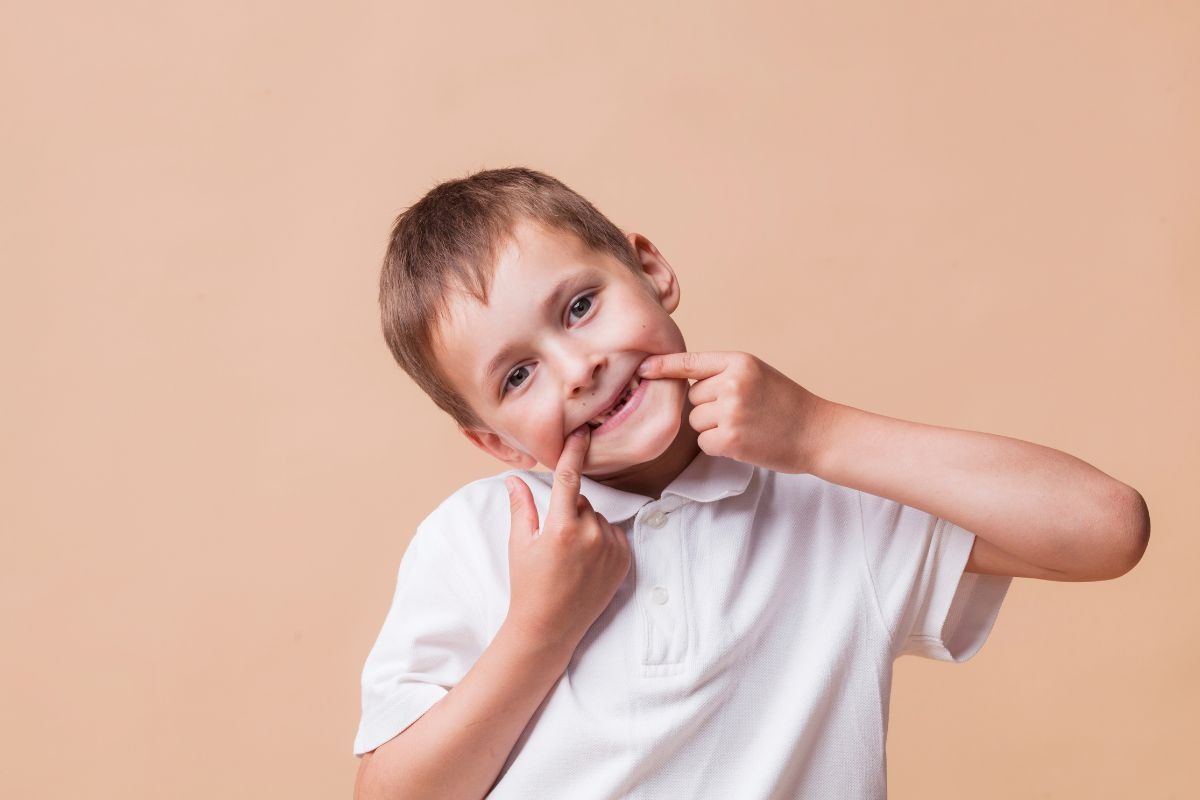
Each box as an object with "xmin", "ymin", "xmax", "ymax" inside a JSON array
[{"xmin": 586, "ymin": 375, "xmax": 642, "ymax": 429}]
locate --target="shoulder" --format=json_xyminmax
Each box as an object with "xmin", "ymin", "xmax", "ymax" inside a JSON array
[
  {"xmin": 433, "ymin": 467, "xmax": 554, "ymax": 517},
  {"xmin": 769, "ymin": 472, "xmax": 951, "ymax": 547},
  {"xmin": 753, "ymin": 467, "xmax": 861, "ymax": 518},
  {"xmin": 410, "ymin": 467, "xmax": 552, "ymax": 553}
]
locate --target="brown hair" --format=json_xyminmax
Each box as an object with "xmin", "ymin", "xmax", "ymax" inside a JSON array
[{"xmin": 378, "ymin": 167, "xmax": 642, "ymax": 431}]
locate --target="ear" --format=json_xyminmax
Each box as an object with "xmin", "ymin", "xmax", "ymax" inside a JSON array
[
  {"xmin": 460, "ymin": 426, "xmax": 538, "ymax": 469},
  {"xmin": 626, "ymin": 232, "xmax": 681, "ymax": 314}
]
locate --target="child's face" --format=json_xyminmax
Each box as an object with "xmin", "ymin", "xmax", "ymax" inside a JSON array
[{"xmin": 433, "ymin": 219, "xmax": 694, "ymax": 483}]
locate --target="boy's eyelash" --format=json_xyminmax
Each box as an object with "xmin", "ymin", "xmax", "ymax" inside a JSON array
[{"xmin": 501, "ymin": 291, "xmax": 596, "ymax": 396}]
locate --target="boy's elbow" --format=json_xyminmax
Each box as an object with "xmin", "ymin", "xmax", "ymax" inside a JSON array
[{"xmin": 1104, "ymin": 487, "xmax": 1151, "ymax": 580}]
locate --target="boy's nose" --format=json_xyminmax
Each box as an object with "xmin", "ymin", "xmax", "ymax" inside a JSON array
[{"xmin": 564, "ymin": 353, "xmax": 606, "ymax": 398}]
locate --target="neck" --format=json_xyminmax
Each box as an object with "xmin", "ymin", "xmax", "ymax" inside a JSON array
[{"xmin": 591, "ymin": 396, "xmax": 702, "ymax": 500}]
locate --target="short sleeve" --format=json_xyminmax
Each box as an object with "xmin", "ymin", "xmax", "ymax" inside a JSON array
[
  {"xmin": 857, "ymin": 490, "xmax": 1011, "ymax": 662},
  {"xmin": 353, "ymin": 521, "xmax": 487, "ymax": 756}
]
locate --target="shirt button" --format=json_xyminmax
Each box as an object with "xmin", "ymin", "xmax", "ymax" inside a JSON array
[
  {"xmin": 646, "ymin": 510, "xmax": 668, "ymax": 529},
  {"xmin": 651, "ymin": 586, "xmax": 670, "ymax": 605}
]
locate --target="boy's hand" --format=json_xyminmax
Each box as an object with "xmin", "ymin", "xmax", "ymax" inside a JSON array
[
  {"xmin": 637, "ymin": 351, "xmax": 834, "ymax": 475},
  {"xmin": 503, "ymin": 426, "xmax": 632, "ymax": 653}
]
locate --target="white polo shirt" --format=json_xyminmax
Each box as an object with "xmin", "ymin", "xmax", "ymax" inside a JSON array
[{"xmin": 355, "ymin": 452, "xmax": 1011, "ymax": 799}]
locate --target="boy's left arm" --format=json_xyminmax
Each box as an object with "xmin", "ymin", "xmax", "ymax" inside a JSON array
[{"xmin": 637, "ymin": 351, "xmax": 1151, "ymax": 582}]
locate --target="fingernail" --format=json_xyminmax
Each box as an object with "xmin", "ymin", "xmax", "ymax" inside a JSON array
[
  {"xmin": 637, "ymin": 360, "xmax": 652, "ymax": 376},
  {"xmin": 572, "ymin": 426, "xmax": 588, "ymax": 437}
]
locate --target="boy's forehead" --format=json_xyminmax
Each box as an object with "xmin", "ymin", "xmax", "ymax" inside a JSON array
[
  {"xmin": 452, "ymin": 221, "xmax": 616, "ymax": 321},
  {"xmin": 431, "ymin": 227, "xmax": 532, "ymax": 343},
  {"xmin": 432, "ymin": 286, "xmax": 489, "ymax": 362},
  {"xmin": 427, "ymin": 295, "xmax": 490, "ymax": 409}
]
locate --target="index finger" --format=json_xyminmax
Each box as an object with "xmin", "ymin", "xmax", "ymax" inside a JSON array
[
  {"xmin": 636, "ymin": 351, "xmax": 728, "ymax": 381},
  {"xmin": 548, "ymin": 425, "xmax": 591, "ymax": 521}
]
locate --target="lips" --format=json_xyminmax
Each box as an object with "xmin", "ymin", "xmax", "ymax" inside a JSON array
[{"xmin": 585, "ymin": 374, "xmax": 641, "ymax": 429}]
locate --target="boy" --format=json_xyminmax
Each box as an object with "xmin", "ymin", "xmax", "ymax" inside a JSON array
[{"xmin": 353, "ymin": 167, "xmax": 1150, "ymax": 799}]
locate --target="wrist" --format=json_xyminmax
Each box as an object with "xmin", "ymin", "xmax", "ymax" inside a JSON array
[
  {"xmin": 802, "ymin": 397, "xmax": 848, "ymax": 477},
  {"xmin": 497, "ymin": 617, "xmax": 580, "ymax": 667}
]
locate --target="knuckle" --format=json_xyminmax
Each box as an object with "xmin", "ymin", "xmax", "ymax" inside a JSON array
[
  {"xmin": 578, "ymin": 524, "xmax": 602, "ymax": 547},
  {"xmin": 551, "ymin": 516, "xmax": 578, "ymax": 538}
]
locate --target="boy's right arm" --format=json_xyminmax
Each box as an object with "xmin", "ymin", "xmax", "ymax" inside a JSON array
[
  {"xmin": 355, "ymin": 426, "xmax": 630, "ymax": 800},
  {"xmin": 354, "ymin": 620, "xmax": 576, "ymax": 800}
]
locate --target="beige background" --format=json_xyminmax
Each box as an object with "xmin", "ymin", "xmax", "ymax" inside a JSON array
[{"xmin": 3, "ymin": 1, "xmax": 1197, "ymax": 797}]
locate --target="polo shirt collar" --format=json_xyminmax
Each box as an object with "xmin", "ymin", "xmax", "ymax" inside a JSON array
[{"xmin": 578, "ymin": 451, "xmax": 756, "ymax": 523}]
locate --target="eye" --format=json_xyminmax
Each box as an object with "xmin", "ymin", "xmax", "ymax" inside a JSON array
[
  {"xmin": 568, "ymin": 293, "xmax": 594, "ymax": 322},
  {"xmin": 503, "ymin": 364, "xmax": 530, "ymax": 394}
]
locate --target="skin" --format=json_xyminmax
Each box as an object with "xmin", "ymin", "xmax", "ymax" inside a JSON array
[{"xmin": 432, "ymin": 218, "xmax": 703, "ymax": 499}]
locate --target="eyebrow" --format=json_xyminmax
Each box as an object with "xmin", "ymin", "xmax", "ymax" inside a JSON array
[{"xmin": 481, "ymin": 274, "xmax": 591, "ymax": 391}]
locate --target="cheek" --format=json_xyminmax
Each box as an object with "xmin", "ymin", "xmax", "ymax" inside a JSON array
[
  {"xmin": 662, "ymin": 375, "xmax": 688, "ymax": 410},
  {"xmin": 623, "ymin": 312, "xmax": 675, "ymax": 347},
  {"xmin": 523, "ymin": 397, "xmax": 567, "ymax": 447},
  {"xmin": 649, "ymin": 327, "xmax": 686, "ymax": 357}
]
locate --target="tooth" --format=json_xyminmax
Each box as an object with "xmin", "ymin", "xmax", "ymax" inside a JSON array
[{"xmin": 587, "ymin": 377, "xmax": 639, "ymax": 428}]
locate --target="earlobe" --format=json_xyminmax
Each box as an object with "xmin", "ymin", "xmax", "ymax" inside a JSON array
[
  {"xmin": 460, "ymin": 427, "xmax": 538, "ymax": 470},
  {"xmin": 626, "ymin": 232, "xmax": 681, "ymax": 314}
]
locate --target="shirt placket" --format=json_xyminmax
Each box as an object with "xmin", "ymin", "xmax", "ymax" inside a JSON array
[{"xmin": 634, "ymin": 500, "xmax": 690, "ymax": 675}]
